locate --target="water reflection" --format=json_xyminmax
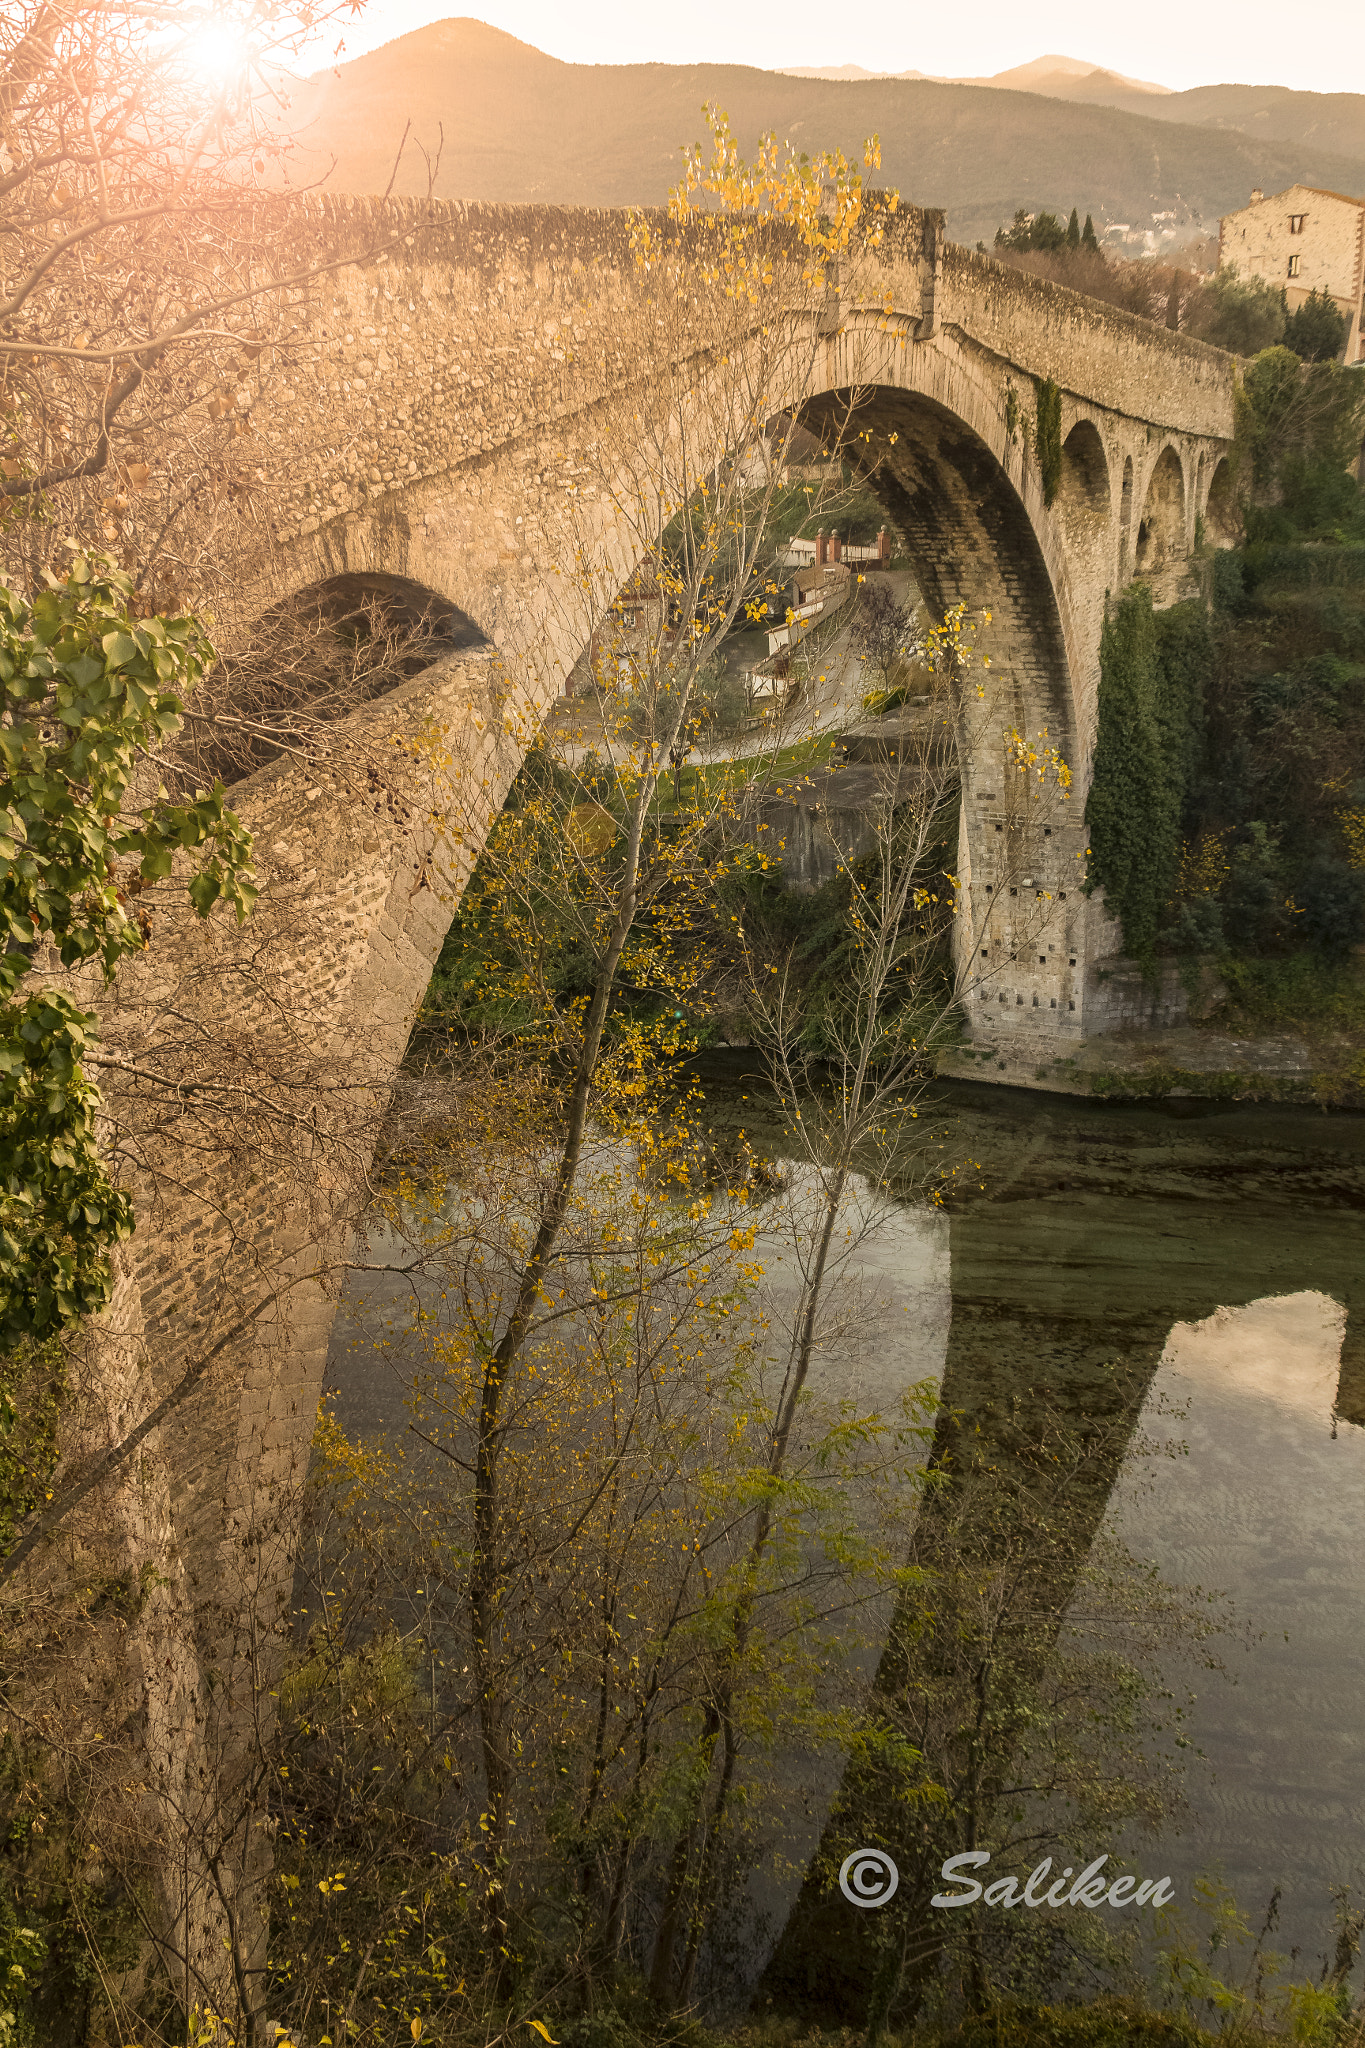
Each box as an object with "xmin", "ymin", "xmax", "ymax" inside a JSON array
[
  {"xmin": 324, "ymin": 1071, "xmax": 1365, "ymax": 2019},
  {"xmin": 709, "ymin": 1072, "xmax": 1365, "ymax": 2018},
  {"xmin": 1161, "ymin": 1290, "xmax": 1347, "ymax": 1424},
  {"xmin": 1112, "ymin": 1290, "xmax": 1365, "ymax": 1969}
]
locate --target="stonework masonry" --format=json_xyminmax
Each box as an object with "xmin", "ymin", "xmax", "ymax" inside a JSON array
[
  {"xmin": 32, "ymin": 193, "xmax": 1237, "ymax": 2000},
  {"xmin": 211, "ymin": 193, "xmax": 1235, "ymax": 1050}
]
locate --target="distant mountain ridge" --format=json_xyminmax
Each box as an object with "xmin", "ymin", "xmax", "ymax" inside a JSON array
[
  {"xmin": 781, "ymin": 58, "xmax": 1365, "ymax": 167},
  {"xmin": 783, "ymin": 54, "xmax": 1172, "ymax": 98},
  {"xmin": 277, "ymin": 19, "xmax": 1365, "ymax": 251}
]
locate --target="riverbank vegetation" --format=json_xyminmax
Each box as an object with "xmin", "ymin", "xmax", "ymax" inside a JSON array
[{"xmin": 1085, "ymin": 341, "xmax": 1365, "ymax": 1059}]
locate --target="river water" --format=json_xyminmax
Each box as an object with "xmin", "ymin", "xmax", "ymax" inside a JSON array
[
  {"xmin": 326, "ymin": 1062, "xmax": 1365, "ymax": 1990},
  {"xmin": 692, "ymin": 1058, "xmax": 1365, "ymax": 1979}
]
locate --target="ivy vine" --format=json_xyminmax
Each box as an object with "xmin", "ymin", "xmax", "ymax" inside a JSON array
[
  {"xmin": 0, "ymin": 556, "xmax": 257, "ymax": 1349},
  {"xmin": 1034, "ymin": 377, "xmax": 1063, "ymax": 507}
]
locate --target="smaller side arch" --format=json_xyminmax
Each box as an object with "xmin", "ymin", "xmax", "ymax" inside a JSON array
[
  {"xmin": 1118, "ymin": 456, "xmax": 1134, "ymax": 583},
  {"xmin": 1135, "ymin": 444, "xmax": 1187, "ymax": 578},
  {"xmin": 1204, "ymin": 456, "xmax": 1240, "ymax": 548},
  {"xmin": 1056, "ymin": 419, "xmax": 1111, "ymax": 550},
  {"xmin": 186, "ymin": 571, "xmax": 488, "ymax": 792}
]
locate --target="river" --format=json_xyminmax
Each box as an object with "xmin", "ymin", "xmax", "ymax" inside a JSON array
[
  {"xmin": 325, "ymin": 1060, "xmax": 1365, "ymax": 1995},
  {"xmin": 695, "ymin": 1057, "xmax": 1365, "ymax": 1982}
]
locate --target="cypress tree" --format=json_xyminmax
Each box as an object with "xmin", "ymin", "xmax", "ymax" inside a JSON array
[
  {"xmin": 1066, "ymin": 206, "xmax": 1081, "ymax": 249},
  {"xmin": 1165, "ymin": 269, "xmax": 1182, "ymax": 331},
  {"xmin": 1086, "ymin": 592, "xmax": 1211, "ymax": 965},
  {"xmin": 1153, "ymin": 601, "xmax": 1209, "ymax": 806},
  {"xmin": 1085, "ymin": 588, "xmax": 1186, "ymax": 963},
  {"xmin": 1082, "ymin": 213, "xmax": 1100, "ymax": 253}
]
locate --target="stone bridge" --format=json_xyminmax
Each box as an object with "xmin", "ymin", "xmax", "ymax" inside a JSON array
[
  {"xmin": 233, "ymin": 194, "xmax": 1234, "ymax": 1040},
  {"xmin": 53, "ymin": 194, "xmax": 1237, "ymax": 2004}
]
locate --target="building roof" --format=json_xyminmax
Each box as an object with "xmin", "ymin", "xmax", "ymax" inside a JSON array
[
  {"xmin": 1229, "ymin": 183, "xmax": 1364, "ymax": 214},
  {"xmin": 1292, "ymin": 185, "xmax": 1365, "ymax": 208}
]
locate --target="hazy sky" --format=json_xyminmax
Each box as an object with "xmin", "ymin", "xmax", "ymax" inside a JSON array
[{"xmin": 306, "ymin": 0, "xmax": 1363, "ymax": 95}]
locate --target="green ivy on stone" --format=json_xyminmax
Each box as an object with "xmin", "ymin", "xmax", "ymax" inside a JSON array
[
  {"xmin": 0, "ymin": 555, "xmax": 257, "ymax": 1349},
  {"xmin": 1034, "ymin": 377, "xmax": 1063, "ymax": 508}
]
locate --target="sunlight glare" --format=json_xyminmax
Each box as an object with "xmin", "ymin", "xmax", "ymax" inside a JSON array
[{"xmin": 179, "ymin": 21, "xmax": 254, "ymax": 88}]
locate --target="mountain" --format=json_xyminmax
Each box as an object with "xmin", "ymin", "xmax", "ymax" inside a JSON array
[
  {"xmin": 275, "ymin": 19, "xmax": 1365, "ymax": 249},
  {"xmin": 964, "ymin": 55, "xmax": 1170, "ymax": 97},
  {"xmin": 783, "ymin": 64, "xmax": 917, "ymax": 82},
  {"xmin": 1050, "ymin": 82, "xmax": 1365, "ymax": 168},
  {"xmin": 783, "ymin": 55, "xmax": 1170, "ymax": 96},
  {"xmin": 780, "ymin": 61, "xmax": 1365, "ymax": 170}
]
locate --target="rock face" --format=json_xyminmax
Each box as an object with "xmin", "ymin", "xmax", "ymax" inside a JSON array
[{"xmin": 21, "ymin": 193, "xmax": 1237, "ymax": 2008}]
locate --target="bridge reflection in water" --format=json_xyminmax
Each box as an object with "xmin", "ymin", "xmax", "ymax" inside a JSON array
[
  {"xmin": 322, "ymin": 1071, "xmax": 1364, "ymax": 2015},
  {"xmin": 701, "ymin": 1072, "xmax": 1364, "ymax": 2018}
]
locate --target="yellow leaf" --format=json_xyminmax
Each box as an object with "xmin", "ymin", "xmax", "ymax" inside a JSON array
[
  {"xmin": 566, "ymin": 802, "xmax": 616, "ymax": 857},
  {"xmin": 527, "ymin": 2024, "xmax": 560, "ymax": 2044}
]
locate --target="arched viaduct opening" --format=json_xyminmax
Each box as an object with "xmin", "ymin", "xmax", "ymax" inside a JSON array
[
  {"xmin": 1205, "ymin": 455, "xmax": 1239, "ymax": 547},
  {"xmin": 798, "ymin": 381, "xmax": 1085, "ymax": 1037},
  {"xmin": 198, "ymin": 571, "xmax": 490, "ymax": 793},
  {"xmin": 1056, "ymin": 419, "xmax": 1113, "ymax": 590},
  {"xmin": 1135, "ymin": 444, "xmax": 1187, "ymax": 578}
]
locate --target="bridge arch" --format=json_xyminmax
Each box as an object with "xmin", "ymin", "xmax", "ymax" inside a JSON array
[
  {"xmin": 195, "ymin": 570, "xmax": 493, "ymax": 793},
  {"xmin": 787, "ymin": 350, "xmax": 1103, "ymax": 1041},
  {"xmin": 1118, "ymin": 455, "xmax": 1135, "ymax": 582},
  {"xmin": 231, "ymin": 308, "xmax": 1147, "ymax": 1048},
  {"xmin": 1058, "ymin": 419, "xmax": 1111, "ymax": 532},
  {"xmin": 1204, "ymin": 455, "xmax": 1239, "ymax": 547},
  {"xmin": 1135, "ymin": 443, "xmax": 1188, "ymax": 583},
  {"xmin": 1056, "ymin": 418, "xmax": 1114, "ymax": 619}
]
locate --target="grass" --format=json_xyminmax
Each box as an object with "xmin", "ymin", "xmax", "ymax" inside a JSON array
[
  {"xmin": 648, "ymin": 733, "xmax": 846, "ymax": 816},
  {"xmin": 1087, "ymin": 1063, "xmax": 1364, "ymax": 1107},
  {"xmin": 1207, "ymin": 951, "xmax": 1365, "ymax": 1040},
  {"xmin": 617, "ymin": 1998, "xmax": 1341, "ymax": 2048}
]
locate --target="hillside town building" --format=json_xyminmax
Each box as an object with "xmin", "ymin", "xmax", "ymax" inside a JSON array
[{"xmin": 1219, "ymin": 183, "xmax": 1365, "ymax": 360}]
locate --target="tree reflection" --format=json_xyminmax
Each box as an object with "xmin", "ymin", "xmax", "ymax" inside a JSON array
[{"xmin": 763, "ymin": 1165, "xmax": 1363, "ymax": 2031}]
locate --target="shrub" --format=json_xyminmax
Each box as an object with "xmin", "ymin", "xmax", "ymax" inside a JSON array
[
  {"xmin": 1295, "ymin": 854, "xmax": 1365, "ymax": 956},
  {"xmin": 933, "ymin": 1999, "xmax": 1212, "ymax": 2048},
  {"xmin": 1284, "ymin": 286, "xmax": 1349, "ymax": 363},
  {"xmin": 1186, "ymin": 268, "xmax": 1286, "ymax": 355}
]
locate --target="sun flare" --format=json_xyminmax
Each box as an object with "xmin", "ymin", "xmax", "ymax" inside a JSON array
[{"xmin": 178, "ymin": 21, "xmax": 254, "ymax": 87}]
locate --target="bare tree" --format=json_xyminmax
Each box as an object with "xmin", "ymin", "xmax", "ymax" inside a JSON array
[{"xmin": 0, "ymin": 0, "xmax": 427, "ymax": 601}]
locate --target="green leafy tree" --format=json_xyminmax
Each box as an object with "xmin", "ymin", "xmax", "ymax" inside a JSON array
[
  {"xmin": 0, "ymin": 556, "xmax": 256, "ymax": 1348},
  {"xmin": 1187, "ymin": 267, "xmax": 1286, "ymax": 355},
  {"xmin": 1283, "ymin": 287, "xmax": 1349, "ymax": 364},
  {"xmin": 1236, "ymin": 345, "xmax": 1365, "ymax": 513},
  {"xmin": 996, "ymin": 208, "xmax": 1069, "ymax": 254},
  {"xmin": 1085, "ymin": 587, "xmax": 1194, "ymax": 963}
]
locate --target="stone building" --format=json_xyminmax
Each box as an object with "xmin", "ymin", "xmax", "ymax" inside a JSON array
[
  {"xmin": 1218, "ymin": 183, "xmax": 1365, "ymax": 360},
  {"xmin": 572, "ymin": 570, "xmax": 666, "ymax": 695}
]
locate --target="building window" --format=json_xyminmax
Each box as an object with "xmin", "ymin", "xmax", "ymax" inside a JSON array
[
  {"xmin": 1289, "ymin": 214, "xmax": 1307, "ymax": 234},
  {"xmin": 1288, "ymin": 254, "xmax": 1302, "ymax": 277}
]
